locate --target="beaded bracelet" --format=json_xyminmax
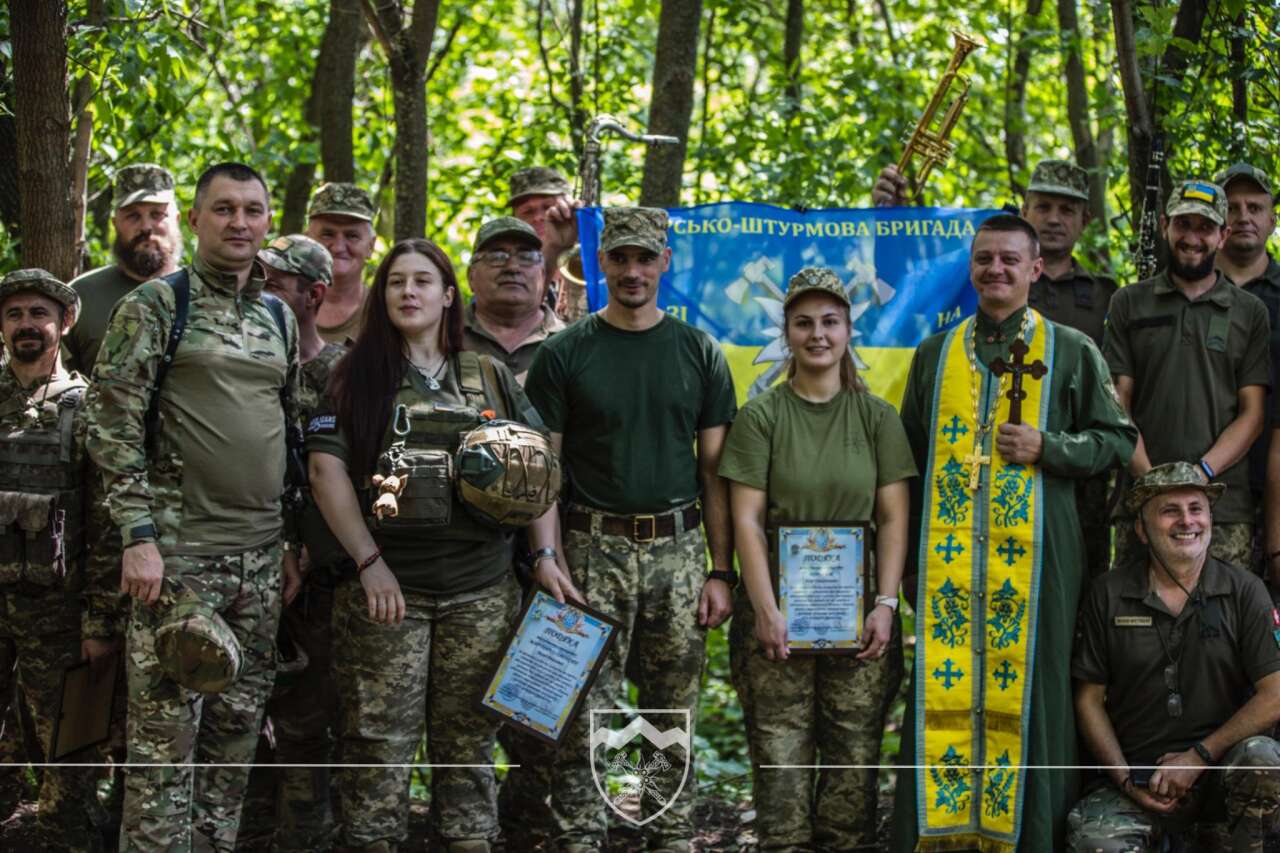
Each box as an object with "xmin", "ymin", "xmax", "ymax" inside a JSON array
[{"xmin": 356, "ymin": 550, "xmax": 383, "ymax": 573}]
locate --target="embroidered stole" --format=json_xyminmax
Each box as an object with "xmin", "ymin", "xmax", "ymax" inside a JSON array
[{"xmin": 914, "ymin": 311, "xmax": 1053, "ymax": 852}]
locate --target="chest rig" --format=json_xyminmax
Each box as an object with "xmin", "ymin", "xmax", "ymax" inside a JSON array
[{"xmin": 0, "ymin": 377, "xmax": 87, "ymax": 586}]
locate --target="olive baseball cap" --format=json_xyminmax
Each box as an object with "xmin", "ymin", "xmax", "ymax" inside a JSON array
[
  {"xmin": 1214, "ymin": 162, "xmax": 1273, "ymax": 197},
  {"xmin": 1166, "ymin": 179, "xmax": 1227, "ymax": 226},
  {"xmin": 473, "ymin": 216, "xmax": 542, "ymax": 253},
  {"xmin": 113, "ymin": 164, "xmax": 176, "ymax": 211},
  {"xmin": 258, "ymin": 234, "xmax": 333, "ymax": 285},
  {"xmin": 783, "ymin": 267, "xmax": 850, "ymax": 309},
  {"xmin": 0, "ymin": 269, "xmax": 80, "ymax": 326},
  {"xmin": 600, "ymin": 207, "xmax": 669, "ymax": 253},
  {"xmin": 509, "ymin": 167, "xmax": 571, "ymax": 206},
  {"xmin": 307, "ymin": 182, "xmax": 376, "ymax": 222},
  {"xmin": 1026, "ymin": 159, "xmax": 1089, "ymax": 202},
  {"xmin": 1125, "ymin": 461, "xmax": 1225, "ymax": 515}
]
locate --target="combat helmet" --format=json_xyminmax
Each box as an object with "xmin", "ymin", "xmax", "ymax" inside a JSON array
[
  {"xmin": 455, "ymin": 421, "xmax": 562, "ymax": 529},
  {"xmin": 154, "ymin": 578, "xmax": 243, "ymax": 694}
]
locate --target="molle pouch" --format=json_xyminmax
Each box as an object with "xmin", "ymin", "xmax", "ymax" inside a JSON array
[
  {"xmin": 370, "ymin": 445, "xmax": 454, "ymax": 529},
  {"xmin": 0, "ymin": 491, "xmax": 63, "ymax": 586}
]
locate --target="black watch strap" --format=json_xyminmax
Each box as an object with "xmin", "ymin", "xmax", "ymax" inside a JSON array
[
  {"xmin": 707, "ymin": 569, "xmax": 739, "ymax": 589},
  {"xmin": 1193, "ymin": 741, "xmax": 1213, "ymax": 764}
]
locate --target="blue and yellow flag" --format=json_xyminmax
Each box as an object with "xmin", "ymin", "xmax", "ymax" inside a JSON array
[{"xmin": 579, "ymin": 201, "xmax": 1001, "ymax": 405}]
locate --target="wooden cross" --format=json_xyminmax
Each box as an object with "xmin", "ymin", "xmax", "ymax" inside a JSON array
[
  {"xmin": 963, "ymin": 448, "xmax": 990, "ymax": 491},
  {"xmin": 989, "ymin": 339, "xmax": 1048, "ymax": 426}
]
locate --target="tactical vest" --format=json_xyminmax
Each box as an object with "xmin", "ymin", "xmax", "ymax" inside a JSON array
[{"xmin": 0, "ymin": 377, "xmax": 87, "ymax": 587}]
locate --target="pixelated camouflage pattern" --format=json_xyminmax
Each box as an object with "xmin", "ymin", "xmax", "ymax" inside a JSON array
[
  {"xmin": 307, "ymin": 182, "xmax": 375, "ymax": 223},
  {"xmin": 600, "ymin": 207, "xmax": 669, "ymax": 254},
  {"xmin": 1113, "ymin": 521, "xmax": 1255, "ymax": 574},
  {"xmin": 1166, "ymin": 179, "xmax": 1228, "ymax": 225},
  {"xmin": 332, "ymin": 575, "xmax": 519, "ymax": 848},
  {"xmin": 729, "ymin": 590, "xmax": 903, "ymax": 850},
  {"xmin": 508, "ymin": 167, "xmax": 571, "ymax": 204},
  {"xmin": 1066, "ymin": 736, "xmax": 1280, "ymax": 852},
  {"xmin": 783, "ymin": 266, "xmax": 851, "ymax": 309},
  {"xmin": 1027, "ymin": 159, "xmax": 1090, "ymax": 201},
  {"xmin": 547, "ymin": 520, "xmax": 708, "ymax": 850},
  {"xmin": 1125, "ymin": 461, "xmax": 1225, "ymax": 515},
  {"xmin": 120, "ymin": 542, "xmax": 282, "ymax": 852},
  {"xmin": 259, "ymin": 234, "xmax": 334, "ymax": 285},
  {"xmin": 473, "ymin": 216, "xmax": 542, "ymax": 253},
  {"xmin": 1215, "ymin": 162, "xmax": 1273, "ymax": 197},
  {"xmin": 112, "ymin": 163, "xmax": 176, "ymax": 211},
  {"xmin": 0, "ymin": 268, "xmax": 80, "ymax": 319},
  {"xmin": 298, "ymin": 342, "xmax": 345, "ymax": 427}
]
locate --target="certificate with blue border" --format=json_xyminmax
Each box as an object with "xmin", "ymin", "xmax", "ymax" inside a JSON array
[
  {"xmin": 774, "ymin": 522, "xmax": 870, "ymax": 654},
  {"xmin": 480, "ymin": 590, "xmax": 619, "ymax": 745}
]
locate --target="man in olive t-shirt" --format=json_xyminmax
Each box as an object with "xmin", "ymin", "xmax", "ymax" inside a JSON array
[{"xmin": 524, "ymin": 206, "xmax": 737, "ymax": 853}]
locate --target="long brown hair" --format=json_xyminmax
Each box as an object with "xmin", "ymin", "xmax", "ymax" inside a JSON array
[
  {"xmin": 328, "ymin": 238, "xmax": 464, "ymax": 477},
  {"xmin": 783, "ymin": 296, "xmax": 867, "ymax": 393}
]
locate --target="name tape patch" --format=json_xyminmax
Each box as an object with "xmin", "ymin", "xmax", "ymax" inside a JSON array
[{"xmin": 1114, "ymin": 615, "xmax": 1153, "ymax": 627}]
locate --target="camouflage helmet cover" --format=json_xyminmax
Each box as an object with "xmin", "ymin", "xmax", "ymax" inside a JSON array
[
  {"xmin": 307, "ymin": 182, "xmax": 376, "ymax": 222},
  {"xmin": 1166, "ymin": 179, "xmax": 1227, "ymax": 226},
  {"xmin": 600, "ymin": 207, "xmax": 669, "ymax": 254},
  {"xmin": 0, "ymin": 269, "xmax": 80, "ymax": 328},
  {"xmin": 455, "ymin": 420, "xmax": 562, "ymax": 529},
  {"xmin": 508, "ymin": 167, "xmax": 572, "ymax": 206},
  {"xmin": 784, "ymin": 266, "xmax": 851, "ymax": 309},
  {"xmin": 154, "ymin": 578, "xmax": 244, "ymax": 694},
  {"xmin": 1125, "ymin": 461, "xmax": 1225, "ymax": 515},
  {"xmin": 113, "ymin": 163, "xmax": 176, "ymax": 211},
  {"xmin": 1026, "ymin": 159, "xmax": 1090, "ymax": 202},
  {"xmin": 258, "ymin": 234, "xmax": 334, "ymax": 284}
]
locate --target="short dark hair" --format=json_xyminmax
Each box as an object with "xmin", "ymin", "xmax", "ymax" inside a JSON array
[
  {"xmin": 193, "ymin": 162, "xmax": 269, "ymax": 209},
  {"xmin": 974, "ymin": 213, "xmax": 1040, "ymax": 258}
]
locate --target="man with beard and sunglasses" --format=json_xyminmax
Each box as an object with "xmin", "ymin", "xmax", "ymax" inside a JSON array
[
  {"xmin": 65, "ymin": 164, "xmax": 182, "ymax": 374},
  {"xmin": 1104, "ymin": 180, "xmax": 1272, "ymax": 573}
]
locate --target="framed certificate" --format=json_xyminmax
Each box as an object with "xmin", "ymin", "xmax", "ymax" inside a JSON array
[
  {"xmin": 479, "ymin": 589, "xmax": 620, "ymax": 745},
  {"xmin": 774, "ymin": 522, "xmax": 871, "ymax": 654}
]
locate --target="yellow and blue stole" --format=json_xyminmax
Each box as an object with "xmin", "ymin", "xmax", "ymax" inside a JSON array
[{"xmin": 914, "ymin": 310, "xmax": 1052, "ymax": 852}]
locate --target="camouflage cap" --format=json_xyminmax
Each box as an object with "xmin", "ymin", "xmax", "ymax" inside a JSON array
[
  {"xmin": 783, "ymin": 267, "xmax": 851, "ymax": 309},
  {"xmin": 113, "ymin": 163, "xmax": 176, "ymax": 210},
  {"xmin": 1125, "ymin": 461, "xmax": 1225, "ymax": 515},
  {"xmin": 307, "ymin": 182, "xmax": 376, "ymax": 223},
  {"xmin": 0, "ymin": 269, "xmax": 80, "ymax": 325},
  {"xmin": 1214, "ymin": 161, "xmax": 1273, "ymax": 197},
  {"xmin": 1026, "ymin": 159, "xmax": 1089, "ymax": 202},
  {"xmin": 154, "ymin": 578, "xmax": 243, "ymax": 694},
  {"xmin": 1166, "ymin": 179, "xmax": 1227, "ymax": 226},
  {"xmin": 258, "ymin": 234, "xmax": 333, "ymax": 284},
  {"xmin": 600, "ymin": 207, "xmax": 669, "ymax": 253},
  {"xmin": 508, "ymin": 167, "xmax": 571, "ymax": 206},
  {"xmin": 472, "ymin": 216, "xmax": 542, "ymax": 253}
]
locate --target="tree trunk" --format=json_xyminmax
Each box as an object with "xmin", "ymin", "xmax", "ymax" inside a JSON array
[
  {"xmin": 10, "ymin": 0, "xmax": 76, "ymax": 280},
  {"xmin": 280, "ymin": 162, "xmax": 318, "ymax": 234},
  {"xmin": 69, "ymin": 0, "xmax": 105, "ymax": 276},
  {"xmin": 1057, "ymin": 0, "xmax": 1105, "ymax": 231},
  {"xmin": 316, "ymin": 0, "xmax": 364, "ymax": 182},
  {"xmin": 639, "ymin": 0, "xmax": 703, "ymax": 208},
  {"xmin": 1005, "ymin": 0, "xmax": 1045, "ymax": 198},
  {"xmin": 692, "ymin": 3, "xmax": 716, "ymax": 205},
  {"xmin": 783, "ymin": 0, "xmax": 803, "ymax": 108}
]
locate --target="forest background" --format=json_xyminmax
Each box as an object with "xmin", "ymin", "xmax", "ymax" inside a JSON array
[{"xmin": 2, "ymin": 0, "xmax": 1279, "ymax": 813}]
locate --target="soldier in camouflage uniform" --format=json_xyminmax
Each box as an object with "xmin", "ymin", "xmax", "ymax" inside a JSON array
[
  {"xmin": 306, "ymin": 183, "xmax": 377, "ymax": 346},
  {"xmin": 85, "ymin": 162, "xmax": 302, "ymax": 852},
  {"xmin": 0, "ymin": 269, "xmax": 121, "ymax": 851},
  {"xmin": 524, "ymin": 208, "xmax": 738, "ymax": 853},
  {"xmin": 1070, "ymin": 463, "xmax": 1280, "ymax": 852},
  {"xmin": 509, "ymin": 167, "xmax": 585, "ymax": 322}
]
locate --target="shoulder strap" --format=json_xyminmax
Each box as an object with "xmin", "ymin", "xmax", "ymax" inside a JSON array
[
  {"xmin": 56, "ymin": 385, "xmax": 84, "ymax": 465},
  {"xmin": 145, "ymin": 268, "xmax": 190, "ymax": 449},
  {"xmin": 456, "ymin": 351, "xmax": 498, "ymax": 416},
  {"xmin": 260, "ymin": 292, "xmax": 291, "ymax": 351}
]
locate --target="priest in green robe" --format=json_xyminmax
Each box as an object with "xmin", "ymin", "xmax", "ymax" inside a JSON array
[{"xmin": 891, "ymin": 214, "xmax": 1137, "ymax": 852}]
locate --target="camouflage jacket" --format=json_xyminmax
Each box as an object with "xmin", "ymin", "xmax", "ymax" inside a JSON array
[
  {"xmin": 300, "ymin": 341, "xmax": 346, "ymax": 422},
  {"xmin": 85, "ymin": 256, "xmax": 302, "ymax": 556}
]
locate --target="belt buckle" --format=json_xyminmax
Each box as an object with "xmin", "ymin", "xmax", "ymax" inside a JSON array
[{"xmin": 633, "ymin": 515, "xmax": 656, "ymax": 543}]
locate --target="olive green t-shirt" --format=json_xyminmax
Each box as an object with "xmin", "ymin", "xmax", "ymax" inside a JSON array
[
  {"xmin": 65, "ymin": 264, "xmax": 144, "ymax": 374},
  {"xmin": 718, "ymin": 383, "xmax": 917, "ymax": 527},
  {"xmin": 525, "ymin": 313, "xmax": 737, "ymax": 514},
  {"xmin": 305, "ymin": 354, "xmax": 538, "ymax": 595}
]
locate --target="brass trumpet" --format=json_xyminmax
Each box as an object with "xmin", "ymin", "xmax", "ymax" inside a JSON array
[{"xmin": 893, "ymin": 29, "xmax": 983, "ymax": 204}]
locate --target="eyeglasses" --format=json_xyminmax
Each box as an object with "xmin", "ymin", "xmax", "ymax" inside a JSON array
[
  {"xmin": 477, "ymin": 249, "xmax": 543, "ymax": 268},
  {"xmin": 1164, "ymin": 663, "xmax": 1183, "ymax": 718}
]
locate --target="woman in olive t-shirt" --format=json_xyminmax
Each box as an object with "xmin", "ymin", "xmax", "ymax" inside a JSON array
[
  {"xmin": 719, "ymin": 267, "xmax": 917, "ymax": 850},
  {"xmin": 307, "ymin": 238, "xmax": 559, "ymax": 849}
]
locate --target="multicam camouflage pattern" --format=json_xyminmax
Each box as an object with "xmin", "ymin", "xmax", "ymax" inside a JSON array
[
  {"xmin": 307, "ymin": 182, "xmax": 376, "ymax": 223},
  {"xmin": 1216, "ymin": 162, "xmax": 1273, "ymax": 197},
  {"xmin": 508, "ymin": 166, "xmax": 572, "ymax": 205},
  {"xmin": 455, "ymin": 420, "xmax": 562, "ymax": 528},
  {"xmin": 0, "ymin": 268, "xmax": 80, "ymax": 319},
  {"xmin": 600, "ymin": 207, "xmax": 669, "ymax": 254},
  {"xmin": 1027, "ymin": 159, "xmax": 1090, "ymax": 201},
  {"xmin": 473, "ymin": 216, "xmax": 542, "ymax": 253},
  {"xmin": 1113, "ymin": 521, "xmax": 1256, "ymax": 574},
  {"xmin": 154, "ymin": 577, "xmax": 244, "ymax": 694},
  {"xmin": 1166, "ymin": 179, "xmax": 1228, "ymax": 225},
  {"xmin": 120, "ymin": 542, "xmax": 282, "ymax": 852},
  {"xmin": 331, "ymin": 574, "xmax": 520, "ymax": 849},
  {"xmin": 783, "ymin": 266, "xmax": 851, "ymax": 309},
  {"xmin": 729, "ymin": 591, "xmax": 903, "ymax": 850},
  {"xmin": 259, "ymin": 234, "xmax": 334, "ymax": 285},
  {"xmin": 112, "ymin": 163, "xmax": 176, "ymax": 211},
  {"xmin": 548, "ymin": 518, "xmax": 708, "ymax": 850},
  {"xmin": 1125, "ymin": 461, "xmax": 1225, "ymax": 515},
  {"xmin": 1066, "ymin": 736, "xmax": 1280, "ymax": 852}
]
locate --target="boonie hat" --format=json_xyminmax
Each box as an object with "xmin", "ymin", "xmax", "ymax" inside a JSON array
[
  {"xmin": 1026, "ymin": 159, "xmax": 1089, "ymax": 202},
  {"xmin": 783, "ymin": 267, "xmax": 851, "ymax": 309},
  {"xmin": 473, "ymin": 216, "xmax": 542, "ymax": 254},
  {"xmin": 1125, "ymin": 461, "xmax": 1225, "ymax": 515},
  {"xmin": 600, "ymin": 207, "xmax": 669, "ymax": 254},
  {"xmin": 1166, "ymin": 180, "xmax": 1227, "ymax": 226},
  {"xmin": 509, "ymin": 167, "xmax": 572, "ymax": 206},
  {"xmin": 307, "ymin": 182, "xmax": 376, "ymax": 223},
  {"xmin": 258, "ymin": 234, "xmax": 333, "ymax": 285},
  {"xmin": 154, "ymin": 578, "xmax": 244, "ymax": 694},
  {"xmin": 113, "ymin": 164, "xmax": 176, "ymax": 210},
  {"xmin": 0, "ymin": 269, "xmax": 80, "ymax": 327},
  {"xmin": 1214, "ymin": 162, "xmax": 1273, "ymax": 198}
]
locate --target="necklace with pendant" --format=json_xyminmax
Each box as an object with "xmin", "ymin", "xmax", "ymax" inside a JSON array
[{"xmin": 407, "ymin": 355, "xmax": 447, "ymax": 391}]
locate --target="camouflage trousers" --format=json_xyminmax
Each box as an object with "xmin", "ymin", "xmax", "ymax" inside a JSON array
[
  {"xmin": 332, "ymin": 573, "xmax": 519, "ymax": 851},
  {"xmin": 549, "ymin": 513, "xmax": 708, "ymax": 852},
  {"xmin": 1112, "ymin": 521, "xmax": 1255, "ymax": 574},
  {"xmin": 121, "ymin": 542, "xmax": 282, "ymax": 853},
  {"xmin": 1066, "ymin": 736, "xmax": 1280, "ymax": 852},
  {"xmin": 0, "ymin": 583, "xmax": 106, "ymax": 851}
]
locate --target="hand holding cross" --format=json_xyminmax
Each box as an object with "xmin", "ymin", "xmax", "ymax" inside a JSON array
[{"xmin": 989, "ymin": 340, "xmax": 1048, "ymax": 425}]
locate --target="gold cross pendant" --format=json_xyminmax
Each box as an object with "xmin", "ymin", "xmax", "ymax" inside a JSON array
[{"xmin": 963, "ymin": 449, "xmax": 991, "ymax": 491}]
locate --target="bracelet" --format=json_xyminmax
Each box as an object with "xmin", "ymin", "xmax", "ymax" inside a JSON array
[
  {"xmin": 874, "ymin": 594, "xmax": 900, "ymax": 612},
  {"xmin": 1193, "ymin": 741, "xmax": 1213, "ymax": 764},
  {"xmin": 356, "ymin": 550, "xmax": 383, "ymax": 573},
  {"xmin": 531, "ymin": 547, "xmax": 558, "ymax": 564},
  {"xmin": 1198, "ymin": 458, "xmax": 1214, "ymax": 480}
]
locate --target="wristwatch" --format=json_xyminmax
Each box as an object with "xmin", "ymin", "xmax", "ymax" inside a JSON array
[
  {"xmin": 707, "ymin": 569, "xmax": 739, "ymax": 589},
  {"xmin": 1192, "ymin": 741, "xmax": 1214, "ymax": 764},
  {"xmin": 531, "ymin": 547, "xmax": 558, "ymax": 564},
  {"xmin": 874, "ymin": 594, "xmax": 900, "ymax": 612}
]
